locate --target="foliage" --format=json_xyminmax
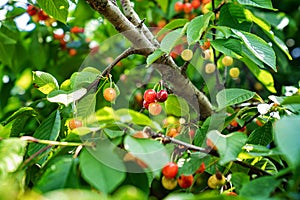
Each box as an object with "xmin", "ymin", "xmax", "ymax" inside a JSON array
[{"xmin": 0, "ymin": 0, "xmax": 299, "ymax": 199}]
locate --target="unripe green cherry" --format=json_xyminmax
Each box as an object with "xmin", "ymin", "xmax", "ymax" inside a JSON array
[{"xmin": 222, "ymin": 56, "xmax": 233, "ymax": 66}]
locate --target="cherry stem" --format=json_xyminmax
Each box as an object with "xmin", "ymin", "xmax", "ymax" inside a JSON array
[{"xmin": 20, "ymin": 136, "xmax": 90, "ymax": 147}]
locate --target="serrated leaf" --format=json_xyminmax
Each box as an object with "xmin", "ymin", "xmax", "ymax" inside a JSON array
[
  {"xmin": 47, "ymin": 88, "xmax": 87, "ymax": 106},
  {"xmin": 124, "ymin": 136, "xmax": 169, "ymax": 173},
  {"xmin": 80, "ymin": 147, "xmax": 125, "ymax": 194},
  {"xmin": 1, "ymin": 107, "xmax": 37, "ymax": 126},
  {"xmin": 275, "ymin": 116, "xmax": 300, "ymax": 168},
  {"xmin": 160, "ymin": 28, "xmax": 183, "ymax": 53},
  {"xmin": 35, "ymin": 156, "xmax": 79, "ymax": 193},
  {"xmin": 0, "ymin": 138, "xmax": 27, "ymax": 178},
  {"xmin": 247, "ymin": 121, "xmax": 273, "ymax": 146},
  {"xmin": 239, "ymin": 176, "xmax": 280, "ymax": 198},
  {"xmin": 28, "ymin": 110, "xmax": 61, "ymax": 164},
  {"xmin": 103, "ymin": 129, "xmax": 124, "ymax": 139},
  {"xmin": 232, "ymin": 29, "xmax": 277, "ymax": 71},
  {"xmin": 219, "ymin": 3, "xmax": 252, "ymax": 31},
  {"xmin": 70, "ymin": 71, "xmax": 99, "ymax": 89},
  {"xmin": 156, "ymin": 19, "xmax": 189, "ymax": 38},
  {"xmin": 37, "ymin": 0, "xmax": 69, "ymax": 23},
  {"xmin": 210, "ymin": 38, "xmax": 243, "ymax": 59},
  {"xmin": 187, "ymin": 12, "xmax": 214, "ymax": 45},
  {"xmin": 216, "ymin": 89, "xmax": 256, "ymax": 109},
  {"xmin": 237, "ymin": 0, "xmax": 274, "ymax": 10},
  {"xmin": 33, "ymin": 71, "xmax": 59, "ymax": 94},
  {"xmin": 165, "ymin": 94, "xmax": 189, "ymax": 117},
  {"xmin": 146, "ymin": 49, "xmax": 164, "ymax": 67},
  {"xmin": 207, "ymin": 130, "xmax": 247, "ymax": 165}
]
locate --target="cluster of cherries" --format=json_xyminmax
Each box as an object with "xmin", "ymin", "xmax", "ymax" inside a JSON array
[
  {"xmin": 143, "ymin": 89, "xmax": 168, "ymax": 116},
  {"xmin": 174, "ymin": 0, "xmax": 211, "ymax": 14},
  {"xmin": 27, "ymin": 5, "xmax": 55, "ymax": 26},
  {"xmin": 52, "ymin": 26, "xmax": 86, "ymax": 56}
]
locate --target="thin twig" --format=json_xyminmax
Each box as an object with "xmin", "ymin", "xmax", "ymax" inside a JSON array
[
  {"xmin": 20, "ymin": 145, "xmax": 52, "ymax": 169},
  {"xmin": 20, "ymin": 136, "xmax": 88, "ymax": 147}
]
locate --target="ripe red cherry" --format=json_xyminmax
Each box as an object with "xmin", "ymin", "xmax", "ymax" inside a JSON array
[
  {"xmin": 162, "ymin": 162, "xmax": 178, "ymax": 179},
  {"xmin": 156, "ymin": 90, "xmax": 168, "ymax": 102},
  {"xmin": 69, "ymin": 119, "xmax": 83, "ymax": 130},
  {"xmin": 70, "ymin": 26, "xmax": 85, "ymax": 33},
  {"xmin": 195, "ymin": 162, "xmax": 206, "ymax": 174},
  {"xmin": 191, "ymin": 0, "xmax": 201, "ymax": 9},
  {"xmin": 148, "ymin": 102, "xmax": 162, "ymax": 115},
  {"xmin": 177, "ymin": 174, "xmax": 194, "ymax": 188},
  {"xmin": 174, "ymin": 2, "xmax": 184, "ymax": 12},
  {"xmin": 143, "ymin": 100, "xmax": 150, "ymax": 109},
  {"xmin": 38, "ymin": 10, "xmax": 49, "ymax": 20},
  {"xmin": 27, "ymin": 5, "xmax": 38, "ymax": 16},
  {"xmin": 183, "ymin": 3, "xmax": 193, "ymax": 14},
  {"xmin": 143, "ymin": 89, "xmax": 157, "ymax": 103}
]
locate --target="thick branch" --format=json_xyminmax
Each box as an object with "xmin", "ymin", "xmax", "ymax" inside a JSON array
[{"xmin": 86, "ymin": 0, "xmax": 213, "ymax": 119}]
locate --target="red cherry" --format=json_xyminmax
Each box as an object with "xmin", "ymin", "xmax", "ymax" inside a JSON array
[
  {"xmin": 177, "ymin": 174, "xmax": 194, "ymax": 188},
  {"xmin": 183, "ymin": 3, "xmax": 193, "ymax": 14},
  {"xmin": 38, "ymin": 10, "xmax": 49, "ymax": 20},
  {"xmin": 70, "ymin": 26, "xmax": 85, "ymax": 33},
  {"xmin": 143, "ymin": 89, "xmax": 157, "ymax": 103},
  {"xmin": 174, "ymin": 2, "xmax": 184, "ymax": 12},
  {"xmin": 156, "ymin": 90, "xmax": 168, "ymax": 102},
  {"xmin": 191, "ymin": 0, "xmax": 201, "ymax": 9},
  {"xmin": 162, "ymin": 162, "xmax": 178, "ymax": 179},
  {"xmin": 143, "ymin": 100, "xmax": 150, "ymax": 109},
  {"xmin": 195, "ymin": 162, "xmax": 206, "ymax": 174},
  {"xmin": 27, "ymin": 5, "xmax": 38, "ymax": 16}
]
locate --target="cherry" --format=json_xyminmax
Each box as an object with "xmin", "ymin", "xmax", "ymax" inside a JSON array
[
  {"xmin": 53, "ymin": 33, "xmax": 65, "ymax": 40},
  {"xmin": 167, "ymin": 128, "xmax": 178, "ymax": 138},
  {"xmin": 69, "ymin": 48, "xmax": 77, "ymax": 56},
  {"xmin": 202, "ymin": 49, "xmax": 211, "ymax": 60},
  {"xmin": 230, "ymin": 119, "xmax": 238, "ymax": 127},
  {"xmin": 38, "ymin": 10, "xmax": 49, "ymax": 21},
  {"xmin": 143, "ymin": 100, "xmax": 150, "ymax": 109},
  {"xmin": 162, "ymin": 162, "xmax": 178, "ymax": 179},
  {"xmin": 177, "ymin": 174, "xmax": 194, "ymax": 189},
  {"xmin": 229, "ymin": 67, "xmax": 240, "ymax": 78},
  {"xmin": 161, "ymin": 176, "xmax": 177, "ymax": 190},
  {"xmin": 195, "ymin": 162, "xmax": 206, "ymax": 174},
  {"xmin": 207, "ymin": 172, "xmax": 226, "ymax": 189},
  {"xmin": 70, "ymin": 26, "xmax": 84, "ymax": 33},
  {"xmin": 206, "ymin": 138, "xmax": 217, "ymax": 150},
  {"xmin": 157, "ymin": 20, "xmax": 167, "ymax": 28},
  {"xmin": 103, "ymin": 87, "xmax": 117, "ymax": 102},
  {"xmin": 156, "ymin": 90, "xmax": 168, "ymax": 102},
  {"xmin": 143, "ymin": 89, "xmax": 157, "ymax": 103},
  {"xmin": 201, "ymin": 40, "xmax": 211, "ymax": 50},
  {"xmin": 191, "ymin": 0, "xmax": 201, "ymax": 9},
  {"xmin": 69, "ymin": 119, "xmax": 83, "ymax": 130},
  {"xmin": 181, "ymin": 49, "xmax": 193, "ymax": 61},
  {"xmin": 174, "ymin": 2, "xmax": 184, "ymax": 12},
  {"xmin": 148, "ymin": 102, "xmax": 162, "ymax": 115},
  {"xmin": 183, "ymin": 3, "xmax": 193, "ymax": 14},
  {"xmin": 205, "ymin": 63, "xmax": 216, "ymax": 74},
  {"xmin": 222, "ymin": 56, "xmax": 233, "ymax": 66},
  {"xmin": 27, "ymin": 5, "xmax": 38, "ymax": 16}
]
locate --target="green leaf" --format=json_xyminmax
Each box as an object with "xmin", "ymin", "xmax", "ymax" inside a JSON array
[
  {"xmin": 160, "ymin": 28, "xmax": 183, "ymax": 53},
  {"xmin": 274, "ymin": 116, "xmax": 300, "ymax": 168},
  {"xmin": 216, "ymin": 89, "xmax": 256, "ymax": 109},
  {"xmin": 165, "ymin": 94, "xmax": 190, "ymax": 117},
  {"xmin": 70, "ymin": 70, "xmax": 99, "ymax": 89},
  {"xmin": 47, "ymin": 88, "xmax": 87, "ymax": 106},
  {"xmin": 237, "ymin": 0, "xmax": 274, "ymax": 10},
  {"xmin": 254, "ymin": 158, "xmax": 278, "ymax": 175},
  {"xmin": 28, "ymin": 110, "xmax": 61, "ymax": 163},
  {"xmin": 207, "ymin": 130, "xmax": 247, "ymax": 165},
  {"xmin": 210, "ymin": 38, "xmax": 243, "ymax": 59},
  {"xmin": 231, "ymin": 172, "xmax": 250, "ymax": 193},
  {"xmin": 74, "ymin": 93, "xmax": 96, "ymax": 118},
  {"xmin": 146, "ymin": 49, "xmax": 164, "ymax": 67},
  {"xmin": 232, "ymin": 29, "xmax": 277, "ymax": 71},
  {"xmin": 1, "ymin": 107, "xmax": 37, "ymax": 126},
  {"xmin": 244, "ymin": 59, "xmax": 276, "ymax": 93},
  {"xmin": 80, "ymin": 148, "xmax": 125, "ymax": 194},
  {"xmin": 35, "ymin": 156, "xmax": 79, "ymax": 193},
  {"xmin": 219, "ymin": 3, "xmax": 252, "ymax": 31},
  {"xmin": 124, "ymin": 136, "xmax": 169, "ymax": 173},
  {"xmin": 247, "ymin": 121, "xmax": 273, "ymax": 146},
  {"xmin": 115, "ymin": 109, "xmax": 156, "ymax": 129},
  {"xmin": 0, "ymin": 138, "xmax": 27, "ymax": 178},
  {"xmin": 187, "ymin": 12, "xmax": 214, "ymax": 45},
  {"xmin": 239, "ymin": 176, "xmax": 280, "ymax": 198},
  {"xmin": 37, "ymin": 0, "xmax": 69, "ymax": 23},
  {"xmin": 103, "ymin": 128, "xmax": 124, "ymax": 139},
  {"xmin": 156, "ymin": 0, "xmax": 168, "ymax": 12},
  {"xmin": 281, "ymin": 95, "xmax": 300, "ymax": 105},
  {"xmin": 33, "ymin": 71, "xmax": 59, "ymax": 95},
  {"xmin": 43, "ymin": 189, "xmax": 105, "ymax": 200},
  {"xmin": 156, "ymin": 19, "xmax": 189, "ymax": 38}
]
